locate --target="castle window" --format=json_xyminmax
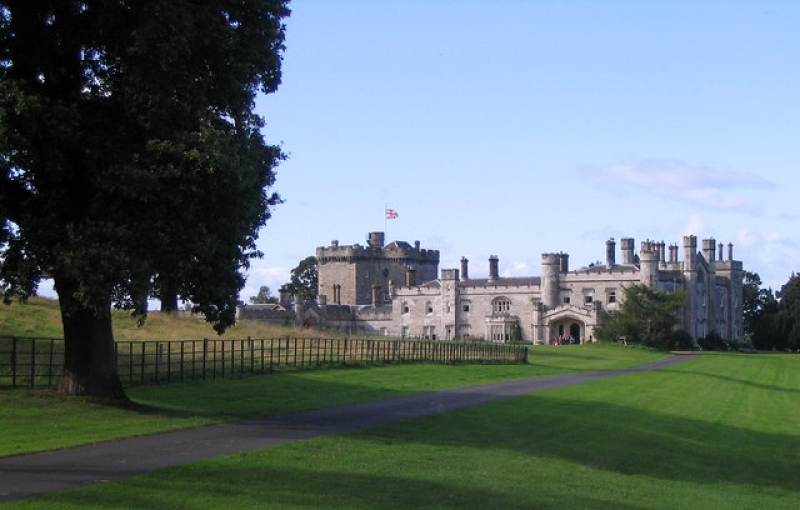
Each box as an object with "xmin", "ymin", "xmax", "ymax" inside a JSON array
[
  {"xmin": 401, "ymin": 326, "xmax": 409, "ymax": 338},
  {"xmin": 608, "ymin": 290, "xmax": 616, "ymax": 304},
  {"xmin": 490, "ymin": 325, "xmax": 510, "ymax": 342},
  {"xmin": 423, "ymin": 325, "xmax": 436, "ymax": 339},
  {"xmin": 492, "ymin": 298, "xmax": 511, "ymax": 313},
  {"xmin": 562, "ymin": 295, "xmax": 571, "ymax": 304},
  {"xmin": 584, "ymin": 295, "xmax": 593, "ymax": 306},
  {"xmin": 461, "ymin": 300, "xmax": 471, "ymax": 313},
  {"xmin": 426, "ymin": 301, "xmax": 434, "ymax": 314},
  {"xmin": 402, "ymin": 302, "xmax": 410, "ymax": 314}
]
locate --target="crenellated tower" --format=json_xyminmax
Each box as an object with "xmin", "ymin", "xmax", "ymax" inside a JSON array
[{"xmin": 316, "ymin": 232, "xmax": 439, "ymax": 305}]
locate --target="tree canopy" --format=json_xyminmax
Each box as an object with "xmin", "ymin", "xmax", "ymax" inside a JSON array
[
  {"xmin": 249, "ymin": 285, "xmax": 278, "ymax": 305},
  {"xmin": 748, "ymin": 273, "xmax": 800, "ymax": 351},
  {"xmin": 595, "ymin": 284, "xmax": 687, "ymax": 350},
  {"xmin": 0, "ymin": 1, "xmax": 291, "ymax": 399},
  {"xmin": 285, "ymin": 255, "xmax": 318, "ymax": 302}
]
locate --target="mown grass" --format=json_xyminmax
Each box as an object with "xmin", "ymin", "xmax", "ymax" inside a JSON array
[
  {"xmin": 6, "ymin": 353, "xmax": 799, "ymax": 509},
  {"xmin": 0, "ymin": 343, "xmax": 666, "ymax": 456}
]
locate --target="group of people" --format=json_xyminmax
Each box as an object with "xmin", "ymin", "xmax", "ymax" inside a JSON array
[
  {"xmin": 549, "ymin": 334, "xmax": 596, "ymax": 345},
  {"xmin": 549, "ymin": 335, "xmax": 578, "ymax": 345}
]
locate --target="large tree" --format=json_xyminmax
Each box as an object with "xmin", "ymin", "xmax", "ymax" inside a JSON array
[
  {"xmin": 0, "ymin": 1, "xmax": 290, "ymax": 400},
  {"xmin": 285, "ymin": 255, "xmax": 317, "ymax": 301},
  {"xmin": 595, "ymin": 284, "xmax": 686, "ymax": 349}
]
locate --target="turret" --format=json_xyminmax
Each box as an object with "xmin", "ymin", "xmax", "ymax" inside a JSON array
[
  {"xmin": 367, "ymin": 231, "xmax": 385, "ymax": 249},
  {"xmin": 669, "ymin": 244, "xmax": 678, "ymax": 264},
  {"xmin": 639, "ymin": 241, "xmax": 659, "ymax": 287},
  {"xmin": 702, "ymin": 238, "xmax": 716, "ymax": 265},
  {"xmin": 606, "ymin": 238, "xmax": 616, "ymax": 268},
  {"xmin": 460, "ymin": 257, "xmax": 469, "ymax": 280},
  {"xmin": 621, "ymin": 238, "xmax": 635, "ymax": 264},
  {"xmin": 683, "ymin": 235, "xmax": 697, "ymax": 269},
  {"xmin": 488, "ymin": 255, "xmax": 499, "ymax": 281},
  {"xmin": 541, "ymin": 253, "xmax": 561, "ymax": 310}
]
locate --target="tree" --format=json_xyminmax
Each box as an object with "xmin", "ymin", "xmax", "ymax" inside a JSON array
[
  {"xmin": 740, "ymin": 270, "xmax": 778, "ymax": 350},
  {"xmin": 0, "ymin": 1, "xmax": 291, "ymax": 400},
  {"xmin": 775, "ymin": 273, "xmax": 800, "ymax": 351},
  {"xmin": 285, "ymin": 256, "xmax": 318, "ymax": 301},
  {"xmin": 595, "ymin": 284, "xmax": 686, "ymax": 349},
  {"xmin": 249, "ymin": 286, "xmax": 278, "ymax": 305}
]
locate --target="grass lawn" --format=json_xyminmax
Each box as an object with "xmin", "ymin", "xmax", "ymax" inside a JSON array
[{"xmin": 3, "ymin": 351, "xmax": 799, "ymax": 509}]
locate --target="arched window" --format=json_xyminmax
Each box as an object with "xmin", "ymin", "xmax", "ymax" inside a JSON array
[
  {"xmin": 402, "ymin": 301, "xmax": 410, "ymax": 314},
  {"xmin": 426, "ymin": 301, "xmax": 434, "ymax": 315},
  {"xmin": 492, "ymin": 298, "xmax": 511, "ymax": 314}
]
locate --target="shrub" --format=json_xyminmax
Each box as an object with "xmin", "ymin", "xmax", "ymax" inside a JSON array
[{"xmin": 698, "ymin": 331, "xmax": 729, "ymax": 351}]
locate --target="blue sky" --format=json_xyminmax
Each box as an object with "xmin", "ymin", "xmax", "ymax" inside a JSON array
[{"xmin": 244, "ymin": 0, "xmax": 800, "ymax": 300}]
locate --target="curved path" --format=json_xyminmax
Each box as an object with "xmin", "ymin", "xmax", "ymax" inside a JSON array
[{"xmin": 0, "ymin": 354, "xmax": 697, "ymax": 502}]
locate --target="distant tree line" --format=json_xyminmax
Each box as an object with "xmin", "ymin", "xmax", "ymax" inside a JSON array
[{"xmin": 743, "ymin": 271, "xmax": 800, "ymax": 351}]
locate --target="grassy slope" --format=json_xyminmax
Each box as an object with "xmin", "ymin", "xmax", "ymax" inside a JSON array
[{"xmin": 0, "ymin": 296, "xmax": 308, "ymax": 340}]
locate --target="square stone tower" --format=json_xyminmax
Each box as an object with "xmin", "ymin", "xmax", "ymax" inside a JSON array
[{"xmin": 316, "ymin": 232, "xmax": 439, "ymax": 306}]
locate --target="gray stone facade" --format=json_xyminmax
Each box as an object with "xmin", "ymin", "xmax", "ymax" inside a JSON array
[
  {"xmin": 242, "ymin": 232, "xmax": 743, "ymax": 344},
  {"xmin": 316, "ymin": 232, "xmax": 439, "ymax": 306}
]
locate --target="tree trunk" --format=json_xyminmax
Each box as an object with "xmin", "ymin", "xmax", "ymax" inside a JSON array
[
  {"xmin": 160, "ymin": 279, "xmax": 179, "ymax": 313},
  {"xmin": 56, "ymin": 277, "xmax": 129, "ymax": 402}
]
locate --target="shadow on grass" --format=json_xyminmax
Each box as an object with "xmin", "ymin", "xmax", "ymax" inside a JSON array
[
  {"xmin": 42, "ymin": 464, "xmax": 653, "ymax": 510},
  {"xmin": 661, "ymin": 365, "xmax": 800, "ymax": 395},
  {"xmin": 125, "ymin": 368, "xmax": 433, "ymax": 421},
  {"xmin": 351, "ymin": 391, "xmax": 799, "ymax": 493}
]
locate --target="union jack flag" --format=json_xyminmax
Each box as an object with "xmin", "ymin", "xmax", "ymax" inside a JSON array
[{"xmin": 385, "ymin": 208, "xmax": 399, "ymax": 219}]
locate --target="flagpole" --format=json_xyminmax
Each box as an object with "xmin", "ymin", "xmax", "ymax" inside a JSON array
[{"xmin": 383, "ymin": 205, "xmax": 387, "ymax": 238}]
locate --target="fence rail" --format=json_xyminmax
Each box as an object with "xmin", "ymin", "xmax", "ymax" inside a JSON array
[{"xmin": 1, "ymin": 336, "xmax": 528, "ymax": 389}]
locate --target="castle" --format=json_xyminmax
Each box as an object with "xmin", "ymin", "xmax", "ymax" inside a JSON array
[{"xmin": 238, "ymin": 232, "xmax": 744, "ymax": 344}]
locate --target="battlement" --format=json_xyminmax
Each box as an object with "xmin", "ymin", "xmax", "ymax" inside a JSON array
[{"xmin": 317, "ymin": 234, "xmax": 440, "ymax": 265}]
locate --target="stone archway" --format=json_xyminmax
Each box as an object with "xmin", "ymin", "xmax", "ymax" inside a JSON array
[{"xmin": 549, "ymin": 317, "xmax": 584, "ymax": 345}]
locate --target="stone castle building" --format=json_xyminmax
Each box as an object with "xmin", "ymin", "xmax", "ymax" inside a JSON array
[{"xmin": 239, "ymin": 232, "xmax": 744, "ymax": 344}]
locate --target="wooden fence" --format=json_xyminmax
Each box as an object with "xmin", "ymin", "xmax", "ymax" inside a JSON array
[{"xmin": 0, "ymin": 336, "xmax": 529, "ymax": 389}]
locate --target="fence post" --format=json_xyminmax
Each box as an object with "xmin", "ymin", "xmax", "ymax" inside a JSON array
[
  {"xmin": 29, "ymin": 338, "xmax": 36, "ymax": 388},
  {"xmin": 48, "ymin": 338, "xmax": 56, "ymax": 387}
]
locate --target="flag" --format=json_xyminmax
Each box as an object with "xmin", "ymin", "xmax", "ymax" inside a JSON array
[{"xmin": 385, "ymin": 208, "xmax": 399, "ymax": 219}]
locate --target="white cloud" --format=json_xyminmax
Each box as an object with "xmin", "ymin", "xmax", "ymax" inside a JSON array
[
  {"xmin": 582, "ymin": 159, "xmax": 777, "ymax": 212},
  {"xmin": 502, "ymin": 260, "xmax": 533, "ymax": 277},
  {"xmin": 242, "ymin": 265, "xmax": 290, "ymax": 302},
  {"xmin": 681, "ymin": 214, "xmax": 706, "ymax": 238}
]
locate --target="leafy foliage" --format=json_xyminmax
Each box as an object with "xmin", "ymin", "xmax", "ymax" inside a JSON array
[
  {"xmin": 595, "ymin": 284, "xmax": 686, "ymax": 350},
  {"xmin": 741, "ymin": 271, "xmax": 800, "ymax": 351},
  {"xmin": 285, "ymin": 256, "xmax": 318, "ymax": 301},
  {"xmin": 0, "ymin": 1, "xmax": 291, "ymax": 396},
  {"xmin": 249, "ymin": 285, "xmax": 278, "ymax": 305}
]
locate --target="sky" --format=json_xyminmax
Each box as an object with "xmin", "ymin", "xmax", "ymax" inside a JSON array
[
  {"xmin": 241, "ymin": 0, "xmax": 800, "ymax": 301},
  {"xmin": 41, "ymin": 1, "xmax": 800, "ymax": 303}
]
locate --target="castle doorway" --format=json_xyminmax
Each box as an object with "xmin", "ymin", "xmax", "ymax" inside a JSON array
[
  {"xmin": 551, "ymin": 319, "xmax": 583, "ymax": 344},
  {"xmin": 570, "ymin": 323, "xmax": 581, "ymax": 343}
]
